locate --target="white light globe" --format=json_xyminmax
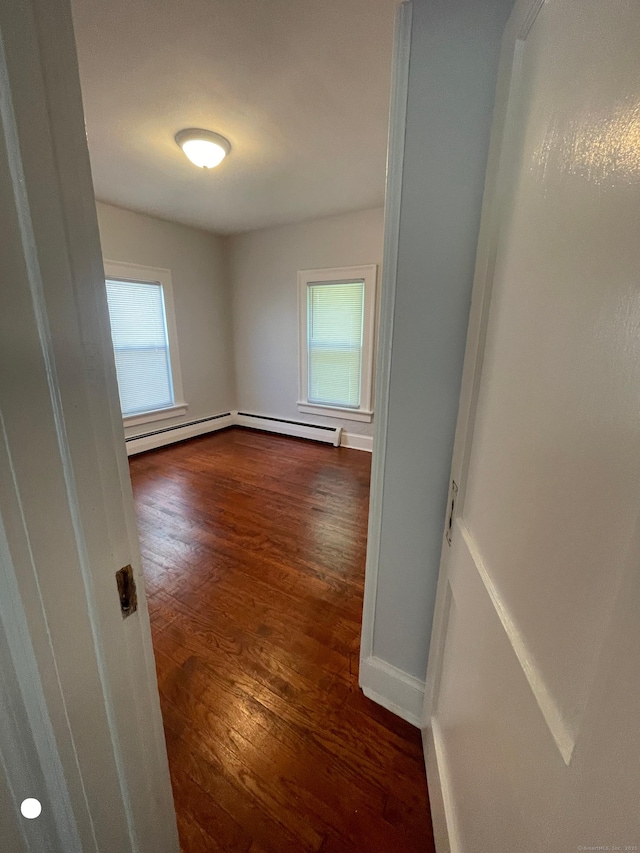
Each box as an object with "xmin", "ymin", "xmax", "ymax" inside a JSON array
[
  {"xmin": 175, "ymin": 129, "xmax": 230, "ymax": 169},
  {"xmin": 20, "ymin": 798, "xmax": 42, "ymax": 820}
]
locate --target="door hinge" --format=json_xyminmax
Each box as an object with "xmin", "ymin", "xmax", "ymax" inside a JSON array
[
  {"xmin": 116, "ymin": 565, "xmax": 138, "ymax": 618},
  {"xmin": 445, "ymin": 480, "xmax": 458, "ymax": 546}
]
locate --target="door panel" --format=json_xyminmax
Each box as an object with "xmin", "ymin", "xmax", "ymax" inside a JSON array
[
  {"xmin": 464, "ymin": 0, "xmax": 640, "ymax": 741},
  {"xmin": 426, "ymin": 0, "xmax": 640, "ymax": 848},
  {"xmin": 0, "ymin": 0, "xmax": 178, "ymax": 848}
]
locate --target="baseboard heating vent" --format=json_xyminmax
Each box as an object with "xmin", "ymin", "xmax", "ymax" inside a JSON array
[
  {"xmin": 126, "ymin": 412, "xmax": 232, "ymax": 443},
  {"xmin": 235, "ymin": 412, "xmax": 342, "ymax": 447},
  {"xmin": 125, "ymin": 412, "xmax": 234, "ymax": 456}
]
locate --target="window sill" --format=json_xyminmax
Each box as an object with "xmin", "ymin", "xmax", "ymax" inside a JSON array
[
  {"xmin": 297, "ymin": 402, "xmax": 373, "ymax": 423},
  {"xmin": 122, "ymin": 403, "xmax": 188, "ymax": 429}
]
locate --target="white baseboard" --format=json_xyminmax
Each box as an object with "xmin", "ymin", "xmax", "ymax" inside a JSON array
[
  {"xmin": 341, "ymin": 432, "xmax": 373, "ymax": 452},
  {"xmin": 423, "ymin": 720, "xmax": 460, "ymax": 853},
  {"xmin": 359, "ymin": 655, "xmax": 425, "ymax": 727},
  {"xmin": 125, "ymin": 413, "xmax": 234, "ymax": 455}
]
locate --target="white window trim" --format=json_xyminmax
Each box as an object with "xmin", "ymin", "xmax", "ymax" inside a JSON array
[
  {"xmin": 104, "ymin": 259, "xmax": 187, "ymax": 424},
  {"xmin": 297, "ymin": 264, "xmax": 377, "ymax": 422}
]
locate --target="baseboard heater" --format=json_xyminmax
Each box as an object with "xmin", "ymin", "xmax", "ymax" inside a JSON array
[
  {"xmin": 125, "ymin": 412, "xmax": 234, "ymax": 456},
  {"xmin": 125, "ymin": 411, "xmax": 342, "ymax": 456},
  {"xmin": 235, "ymin": 412, "xmax": 342, "ymax": 447}
]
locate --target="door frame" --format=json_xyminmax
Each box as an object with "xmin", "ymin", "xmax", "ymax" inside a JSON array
[
  {"xmin": 359, "ymin": 0, "xmax": 417, "ymax": 717},
  {"xmin": 0, "ymin": 0, "xmax": 178, "ymax": 848},
  {"xmin": 420, "ymin": 0, "xmax": 546, "ymax": 848}
]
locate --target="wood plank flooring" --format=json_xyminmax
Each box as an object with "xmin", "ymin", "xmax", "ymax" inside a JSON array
[{"xmin": 129, "ymin": 428, "xmax": 434, "ymax": 852}]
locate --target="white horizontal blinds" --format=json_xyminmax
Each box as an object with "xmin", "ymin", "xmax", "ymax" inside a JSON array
[
  {"xmin": 105, "ymin": 279, "xmax": 174, "ymax": 415},
  {"xmin": 307, "ymin": 281, "xmax": 364, "ymax": 408}
]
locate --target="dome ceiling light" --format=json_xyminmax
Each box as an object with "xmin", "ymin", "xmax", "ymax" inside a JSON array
[{"xmin": 175, "ymin": 128, "xmax": 231, "ymax": 169}]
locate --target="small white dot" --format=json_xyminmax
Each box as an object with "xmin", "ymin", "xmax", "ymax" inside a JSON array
[{"xmin": 20, "ymin": 798, "xmax": 42, "ymax": 820}]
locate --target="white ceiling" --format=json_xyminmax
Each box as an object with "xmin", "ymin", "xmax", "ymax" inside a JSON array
[{"xmin": 71, "ymin": 0, "xmax": 398, "ymax": 235}]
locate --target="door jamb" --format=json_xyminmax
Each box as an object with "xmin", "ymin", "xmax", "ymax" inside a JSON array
[{"xmin": 359, "ymin": 0, "xmax": 413, "ymax": 674}]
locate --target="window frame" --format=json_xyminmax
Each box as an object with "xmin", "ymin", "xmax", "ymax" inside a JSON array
[
  {"xmin": 104, "ymin": 259, "xmax": 187, "ymax": 426},
  {"xmin": 297, "ymin": 264, "xmax": 377, "ymax": 422}
]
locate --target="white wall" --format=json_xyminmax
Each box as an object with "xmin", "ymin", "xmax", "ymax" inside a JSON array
[
  {"xmin": 96, "ymin": 202, "xmax": 235, "ymax": 436},
  {"xmin": 361, "ymin": 0, "xmax": 514, "ymax": 711},
  {"xmin": 229, "ymin": 207, "xmax": 384, "ymax": 437}
]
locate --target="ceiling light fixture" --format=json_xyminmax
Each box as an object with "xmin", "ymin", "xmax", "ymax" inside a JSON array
[{"xmin": 175, "ymin": 128, "xmax": 231, "ymax": 169}]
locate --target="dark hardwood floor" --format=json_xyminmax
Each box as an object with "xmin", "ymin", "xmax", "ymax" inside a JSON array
[{"xmin": 129, "ymin": 428, "xmax": 434, "ymax": 852}]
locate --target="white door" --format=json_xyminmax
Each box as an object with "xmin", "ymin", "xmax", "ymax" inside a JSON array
[
  {"xmin": 0, "ymin": 0, "xmax": 178, "ymax": 849},
  {"xmin": 424, "ymin": 0, "xmax": 640, "ymax": 850}
]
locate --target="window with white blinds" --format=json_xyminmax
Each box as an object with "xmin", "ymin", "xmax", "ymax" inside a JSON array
[
  {"xmin": 298, "ymin": 265, "xmax": 377, "ymax": 422},
  {"xmin": 104, "ymin": 261, "xmax": 185, "ymax": 426},
  {"xmin": 105, "ymin": 278, "xmax": 174, "ymax": 416},
  {"xmin": 307, "ymin": 282, "xmax": 364, "ymax": 408}
]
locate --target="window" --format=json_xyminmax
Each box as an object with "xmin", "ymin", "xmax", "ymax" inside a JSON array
[
  {"xmin": 104, "ymin": 261, "xmax": 186, "ymax": 426},
  {"xmin": 298, "ymin": 265, "xmax": 377, "ymax": 422}
]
